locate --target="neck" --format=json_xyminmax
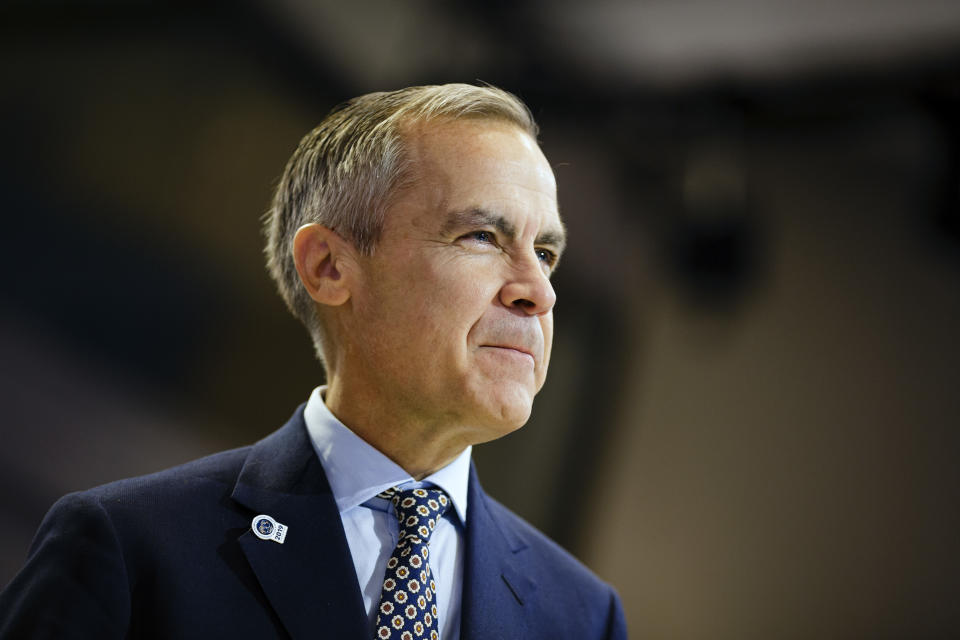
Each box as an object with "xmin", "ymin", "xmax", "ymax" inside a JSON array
[{"xmin": 323, "ymin": 380, "xmax": 473, "ymax": 480}]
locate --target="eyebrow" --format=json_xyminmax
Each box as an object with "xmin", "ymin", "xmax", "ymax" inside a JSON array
[{"xmin": 441, "ymin": 207, "xmax": 567, "ymax": 254}]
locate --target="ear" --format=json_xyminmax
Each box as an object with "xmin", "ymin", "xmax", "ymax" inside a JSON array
[{"xmin": 292, "ymin": 223, "xmax": 354, "ymax": 307}]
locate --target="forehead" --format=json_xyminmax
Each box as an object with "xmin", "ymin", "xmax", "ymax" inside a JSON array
[{"xmin": 393, "ymin": 119, "xmax": 562, "ymax": 234}]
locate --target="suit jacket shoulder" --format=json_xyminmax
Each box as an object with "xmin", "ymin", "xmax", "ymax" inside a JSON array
[
  {"xmin": 484, "ymin": 493, "xmax": 612, "ymax": 589},
  {"xmin": 462, "ymin": 469, "xmax": 627, "ymax": 640},
  {"xmin": 0, "ymin": 409, "xmax": 370, "ymax": 639}
]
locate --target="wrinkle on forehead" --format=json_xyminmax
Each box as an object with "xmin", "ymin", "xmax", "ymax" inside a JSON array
[
  {"xmin": 407, "ymin": 120, "xmax": 555, "ymax": 187},
  {"xmin": 387, "ymin": 119, "xmax": 561, "ymax": 239}
]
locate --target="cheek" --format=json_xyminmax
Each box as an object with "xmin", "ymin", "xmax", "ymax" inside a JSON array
[
  {"xmin": 431, "ymin": 266, "xmax": 498, "ymax": 329},
  {"xmin": 396, "ymin": 268, "xmax": 494, "ymax": 363},
  {"xmin": 537, "ymin": 314, "xmax": 554, "ymax": 381},
  {"xmin": 540, "ymin": 314, "xmax": 554, "ymax": 355}
]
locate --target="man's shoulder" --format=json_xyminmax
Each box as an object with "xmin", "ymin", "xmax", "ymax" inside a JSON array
[
  {"xmin": 37, "ymin": 407, "xmax": 310, "ymax": 547},
  {"xmin": 45, "ymin": 443, "xmax": 254, "ymax": 538},
  {"xmin": 1, "ymin": 434, "xmax": 302, "ymax": 638},
  {"xmin": 469, "ymin": 491, "xmax": 628, "ymax": 638},
  {"xmin": 68, "ymin": 403, "xmax": 308, "ymax": 510},
  {"xmin": 77, "ymin": 444, "xmax": 252, "ymax": 504},
  {"xmin": 480, "ymin": 492, "xmax": 613, "ymax": 593}
]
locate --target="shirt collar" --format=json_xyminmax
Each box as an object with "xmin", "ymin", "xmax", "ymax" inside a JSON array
[{"xmin": 303, "ymin": 386, "xmax": 471, "ymax": 524}]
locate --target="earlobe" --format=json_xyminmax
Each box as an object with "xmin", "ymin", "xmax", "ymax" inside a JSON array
[{"xmin": 292, "ymin": 223, "xmax": 352, "ymax": 307}]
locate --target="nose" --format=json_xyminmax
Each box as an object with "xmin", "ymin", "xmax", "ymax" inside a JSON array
[{"xmin": 499, "ymin": 254, "xmax": 557, "ymax": 316}]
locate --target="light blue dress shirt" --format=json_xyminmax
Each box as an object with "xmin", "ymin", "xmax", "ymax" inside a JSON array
[{"xmin": 303, "ymin": 386, "xmax": 471, "ymax": 640}]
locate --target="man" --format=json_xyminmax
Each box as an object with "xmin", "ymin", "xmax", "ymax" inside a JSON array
[{"xmin": 0, "ymin": 84, "xmax": 627, "ymax": 639}]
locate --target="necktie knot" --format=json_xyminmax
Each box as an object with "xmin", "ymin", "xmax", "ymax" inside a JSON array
[{"xmin": 378, "ymin": 487, "xmax": 450, "ymax": 543}]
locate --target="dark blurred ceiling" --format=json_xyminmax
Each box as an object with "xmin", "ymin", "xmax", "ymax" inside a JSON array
[
  {"xmin": 7, "ymin": 0, "xmax": 960, "ymax": 90},
  {"xmin": 249, "ymin": 0, "xmax": 960, "ymax": 88}
]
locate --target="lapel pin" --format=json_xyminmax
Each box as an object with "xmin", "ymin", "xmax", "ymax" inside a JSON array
[{"xmin": 251, "ymin": 514, "xmax": 289, "ymax": 544}]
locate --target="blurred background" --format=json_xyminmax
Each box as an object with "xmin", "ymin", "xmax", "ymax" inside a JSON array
[{"xmin": 2, "ymin": 0, "xmax": 959, "ymax": 637}]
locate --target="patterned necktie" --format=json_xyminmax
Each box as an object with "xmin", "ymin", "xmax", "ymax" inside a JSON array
[{"xmin": 373, "ymin": 487, "xmax": 451, "ymax": 640}]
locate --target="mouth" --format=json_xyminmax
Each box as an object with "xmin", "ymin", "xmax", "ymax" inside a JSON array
[{"xmin": 481, "ymin": 344, "xmax": 536, "ymax": 362}]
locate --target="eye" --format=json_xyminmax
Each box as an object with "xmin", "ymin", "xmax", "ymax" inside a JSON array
[
  {"xmin": 535, "ymin": 248, "xmax": 558, "ymax": 267},
  {"xmin": 469, "ymin": 230, "xmax": 495, "ymax": 243},
  {"xmin": 460, "ymin": 230, "xmax": 497, "ymax": 245}
]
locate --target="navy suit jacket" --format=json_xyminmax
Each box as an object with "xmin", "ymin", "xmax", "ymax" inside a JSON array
[{"xmin": 0, "ymin": 407, "xmax": 627, "ymax": 639}]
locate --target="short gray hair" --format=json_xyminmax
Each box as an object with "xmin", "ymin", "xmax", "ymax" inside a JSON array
[{"xmin": 263, "ymin": 83, "xmax": 539, "ymax": 362}]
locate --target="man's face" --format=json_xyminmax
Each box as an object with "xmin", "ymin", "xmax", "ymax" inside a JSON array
[{"xmin": 342, "ymin": 119, "xmax": 564, "ymax": 445}]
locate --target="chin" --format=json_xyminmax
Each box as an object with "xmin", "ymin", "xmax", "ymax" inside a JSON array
[{"xmin": 471, "ymin": 386, "xmax": 535, "ymax": 443}]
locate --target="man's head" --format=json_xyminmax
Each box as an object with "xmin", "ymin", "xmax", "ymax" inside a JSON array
[
  {"xmin": 264, "ymin": 84, "xmax": 539, "ymax": 357},
  {"xmin": 264, "ymin": 84, "xmax": 564, "ymax": 460}
]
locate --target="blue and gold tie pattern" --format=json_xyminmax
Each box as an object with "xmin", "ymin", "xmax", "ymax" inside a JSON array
[{"xmin": 373, "ymin": 487, "xmax": 450, "ymax": 640}]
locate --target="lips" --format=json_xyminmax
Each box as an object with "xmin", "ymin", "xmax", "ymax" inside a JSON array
[
  {"xmin": 478, "ymin": 343, "xmax": 539, "ymax": 369},
  {"xmin": 484, "ymin": 344, "xmax": 535, "ymax": 359}
]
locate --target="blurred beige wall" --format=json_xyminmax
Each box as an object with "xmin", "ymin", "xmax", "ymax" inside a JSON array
[{"xmin": 586, "ymin": 112, "xmax": 960, "ymax": 637}]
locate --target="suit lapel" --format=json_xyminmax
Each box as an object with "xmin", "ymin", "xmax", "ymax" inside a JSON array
[
  {"xmin": 230, "ymin": 408, "xmax": 368, "ymax": 639},
  {"xmin": 460, "ymin": 464, "xmax": 538, "ymax": 639}
]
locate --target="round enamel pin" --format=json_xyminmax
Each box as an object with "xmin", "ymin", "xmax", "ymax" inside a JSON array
[{"xmin": 251, "ymin": 514, "xmax": 288, "ymax": 544}]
